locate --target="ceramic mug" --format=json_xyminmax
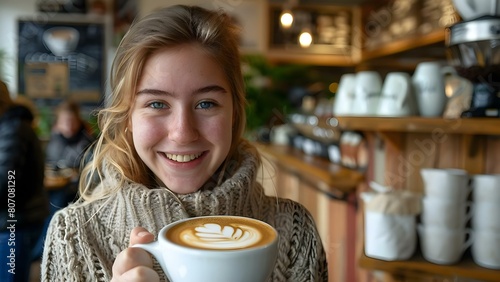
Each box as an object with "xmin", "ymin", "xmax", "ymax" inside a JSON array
[
  {"xmin": 351, "ymin": 71, "xmax": 382, "ymax": 116},
  {"xmin": 472, "ymin": 201, "xmax": 500, "ymax": 232},
  {"xmin": 418, "ymin": 224, "xmax": 473, "ymax": 265},
  {"xmin": 377, "ymin": 72, "xmax": 416, "ymax": 117},
  {"xmin": 333, "ymin": 73, "xmax": 356, "ymax": 116},
  {"xmin": 472, "ymin": 229, "xmax": 500, "ymax": 269},
  {"xmin": 420, "ymin": 168, "xmax": 470, "ymax": 202},
  {"xmin": 421, "ymin": 197, "xmax": 473, "ymax": 229},
  {"xmin": 134, "ymin": 216, "xmax": 279, "ymax": 282},
  {"xmin": 412, "ymin": 62, "xmax": 448, "ymax": 117},
  {"xmin": 472, "ymin": 174, "xmax": 500, "ymax": 203}
]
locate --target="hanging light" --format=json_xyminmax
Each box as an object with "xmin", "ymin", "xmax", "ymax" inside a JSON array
[
  {"xmin": 280, "ymin": 10, "xmax": 294, "ymax": 29},
  {"xmin": 299, "ymin": 29, "xmax": 312, "ymax": 48}
]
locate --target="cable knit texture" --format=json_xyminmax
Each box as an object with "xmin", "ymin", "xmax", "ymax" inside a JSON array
[{"xmin": 41, "ymin": 148, "xmax": 328, "ymax": 281}]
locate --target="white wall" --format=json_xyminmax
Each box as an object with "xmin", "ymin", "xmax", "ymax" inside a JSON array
[
  {"xmin": 0, "ymin": 0, "xmax": 266, "ymax": 96},
  {"xmin": 0, "ymin": 0, "xmax": 37, "ymax": 94}
]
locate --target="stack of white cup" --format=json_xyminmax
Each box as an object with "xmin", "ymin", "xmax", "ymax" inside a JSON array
[
  {"xmin": 471, "ymin": 174, "xmax": 500, "ymax": 269},
  {"xmin": 333, "ymin": 71, "xmax": 382, "ymax": 117},
  {"xmin": 418, "ymin": 168, "xmax": 472, "ymax": 265}
]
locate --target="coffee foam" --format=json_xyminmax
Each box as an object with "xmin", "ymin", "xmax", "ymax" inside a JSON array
[{"xmin": 166, "ymin": 217, "xmax": 276, "ymax": 250}]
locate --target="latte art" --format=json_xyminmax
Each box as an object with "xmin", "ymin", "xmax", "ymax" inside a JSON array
[
  {"xmin": 181, "ymin": 223, "xmax": 261, "ymax": 249},
  {"xmin": 166, "ymin": 216, "xmax": 276, "ymax": 251}
]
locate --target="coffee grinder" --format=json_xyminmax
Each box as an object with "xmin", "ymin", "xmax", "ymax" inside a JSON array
[{"xmin": 446, "ymin": 16, "xmax": 500, "ymax": 117}]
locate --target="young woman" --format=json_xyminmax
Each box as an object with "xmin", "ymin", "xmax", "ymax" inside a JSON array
[{"xmin": 41, "ymin": 5, "xmax": 328, "ymax": 281}]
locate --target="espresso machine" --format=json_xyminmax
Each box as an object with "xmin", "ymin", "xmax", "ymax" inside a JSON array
[{"xmin": 447, "ymin": 0, "xmax": 500, "ymax": 117}]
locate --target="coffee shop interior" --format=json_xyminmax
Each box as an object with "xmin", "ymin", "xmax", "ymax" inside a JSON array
[{"xmin": 2, "ymin": 0, "xmax": 500, "ymax": 281}]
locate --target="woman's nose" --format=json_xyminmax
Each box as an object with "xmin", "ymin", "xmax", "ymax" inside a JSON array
[{"xmin": 168, "ymin": 110, "xmax": 199, "ymax": 144}]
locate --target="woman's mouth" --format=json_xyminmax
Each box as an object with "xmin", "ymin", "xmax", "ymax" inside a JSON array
[{"xmin": 165, "ymin": 152, "xmax": 203, "ymax": 163}]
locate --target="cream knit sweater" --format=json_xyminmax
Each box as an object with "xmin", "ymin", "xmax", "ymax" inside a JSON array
[{"xmin": 41, "ymin": 149, "xmax": 328, "ymax": 281}]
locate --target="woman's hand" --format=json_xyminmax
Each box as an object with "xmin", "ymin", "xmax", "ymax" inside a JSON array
[{"xmin": 111, "ymin": 227, "xmax": 160, "ymax": 282}]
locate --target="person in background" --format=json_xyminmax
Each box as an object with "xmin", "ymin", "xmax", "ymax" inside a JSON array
[
  {"xmin": 45, "ymin": 99, "xmax": 95, "ymax": 195},
  {"xmin": 31, "ymin": 99, "xmax": 95, "ymax": 262},
  {"xmin": 41, "ymin": 5, "xmax": 328, "ymax": 281},
  {"xmin": 0, "ymin": 80, "xmax": 49, "ymax": 282}
]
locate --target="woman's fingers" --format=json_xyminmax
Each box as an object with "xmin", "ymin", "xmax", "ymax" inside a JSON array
[
  {"xmin": 112, "ymin": 248, "xmax": 159, "ymax": 281},
  {"xmin": 129, "ymin": 227, "xmax": 155, "ymax": 246},
  {"xmin": 111, "ymin": 227, "xmax": 159, "ymax": 282}
]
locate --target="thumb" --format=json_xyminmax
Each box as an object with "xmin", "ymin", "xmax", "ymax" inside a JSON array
[{"xmin": 129, "ymin": 227, "xmax": 155, "ymax": 246}]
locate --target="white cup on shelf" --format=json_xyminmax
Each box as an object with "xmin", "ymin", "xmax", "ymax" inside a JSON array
[
  {"xmin": 333, "ymin": 73, "xmax": 356, "ymax": 116},
  {"xmin": 472, "ymin": 201, "xmax": 500, "ymax": 232},
  {"xmin": 472, "ymin": 229, "xmax": 500, "ymax": 269},
  {"xmin": 420, "ymin": 168, "xmax": 470, "ymax": 202},
  {"xmin": 418, "ymin": 224, "xmax": 473, "ymax": 265},
  {"xmin": 472, "ymin": 174, "xmax": 500, "ymax": 203},
  {"xmin": 377, "ymin": 72, "xmax": 416, "ymax": 117},
  {"xmin": 412, "ymin": 61, "xmax": 449, "ymax": 117},
  {"xmin": 351, "ymin": 71, "xmax": 381, "ymax": 116},
  {"xmin": 421, "ymin": 197, "xmax": 472, "ymax": 229}
]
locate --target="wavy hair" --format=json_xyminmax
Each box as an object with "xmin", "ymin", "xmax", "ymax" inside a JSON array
[{"xmin": 79, "ymin": 5, "xmax": 257, "ymax": 202}]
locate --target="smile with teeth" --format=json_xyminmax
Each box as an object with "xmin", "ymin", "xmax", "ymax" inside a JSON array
[{"xmin": 165, "ymin": 152, "xmax": 202, "ymax": 163}]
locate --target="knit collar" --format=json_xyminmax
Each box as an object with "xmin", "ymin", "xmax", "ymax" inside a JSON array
[
  {"xmin": 100, "ymin": 144, "xmax": 268, "ymax": 221},
  {"xmin": 174, "ymin": 147, "xmax": 263, "ymax": 218}
]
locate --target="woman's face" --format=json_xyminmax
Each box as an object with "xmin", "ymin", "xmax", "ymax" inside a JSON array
[{"xmin": 130, "ymin": 45, "xmax": 233, "ymax": 194}]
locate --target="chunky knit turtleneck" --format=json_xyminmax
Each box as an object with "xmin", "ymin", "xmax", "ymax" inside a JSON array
[{"xmin": 41, "ymin": 148, "xmax": 328, "ymax": 281}]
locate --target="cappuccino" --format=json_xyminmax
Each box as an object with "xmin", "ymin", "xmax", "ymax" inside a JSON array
[
  {"xmin": 166, "ymin": 216, "xmax": 276, "ymax": 250},
  {"xmin": 134, "ymin": 215, "xmax": 279, "ymax": 282}
]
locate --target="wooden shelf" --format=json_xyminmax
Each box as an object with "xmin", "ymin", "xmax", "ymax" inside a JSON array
[
  {"xmin": 359, "ymin": 252, "xmax": 500, "ymax": 281},
  {"xmin": 361, "ymin": 29, "xmax": 447, "ymax": 62},
  {"xmin": 329, "ymin": 116, "xmax": 500, "ymax": 135},
  {"xmin": 265, "ymin": 21, "xmax": 447, "ymax": 66},
  {"xmin": 265, "ymin": 49, "xmax": 356, "ymax": 67},
  {"xmin": 265, "ymin": 29, "xmax": 446, "ymax": 67},
  {"xmin": 290, "ymin": 115, "xmax": 500, "ymax": 140},
  {"xmin": 254, "ymin": 143, "xmax": 364, "ymax": 199}
]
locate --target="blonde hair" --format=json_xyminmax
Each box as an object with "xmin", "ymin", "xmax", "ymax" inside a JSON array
[{"xmin": 80, "ymin": 5, "xmax": 256, "ymax": 202}]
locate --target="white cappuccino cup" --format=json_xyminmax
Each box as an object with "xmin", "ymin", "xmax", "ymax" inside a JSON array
[{"xmin": 133, "ymin": 215, "xmax": 278, "ymax": 282}]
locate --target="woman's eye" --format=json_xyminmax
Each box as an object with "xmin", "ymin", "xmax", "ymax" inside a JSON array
[
  {"xmin": 197, "ymin": 101, "xmax": 215, "ymax": 110},
  {"xmin": 148, "ymin": 101, "xmax": 167, "ymax": 109}
]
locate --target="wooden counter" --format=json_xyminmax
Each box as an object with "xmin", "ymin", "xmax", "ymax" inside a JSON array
[
  {"xmin": 359, "ymin": 251, "xmax": 500, "ymax": 281},
  {"xmin": 254, "ymin": 142, "xmax": 361, "ymax": 282},
  {"xmin": 44, "ymin": 167, "xmax": 76, "ymax": 191},
  {"xmin": 44, "ymin": 176, "xmax": 70, "ymax": 190},
  {"xmin": 254, "ymin": 142, "xmax": 364, "ymax": 200}
]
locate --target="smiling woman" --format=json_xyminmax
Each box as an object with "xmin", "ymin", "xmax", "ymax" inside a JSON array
[
  {"xmin": 131, "ymin": 44, "xmax": 233, "ymax": 194},
  {"xmin": 40, "ymin": 5, "xmax": 328, "ymax": 282}
]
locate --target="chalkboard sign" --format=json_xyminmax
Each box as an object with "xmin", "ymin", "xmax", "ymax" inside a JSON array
[{"xmin": 17, "ymin": 15, "xmax": 106, "ymax": 103}]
